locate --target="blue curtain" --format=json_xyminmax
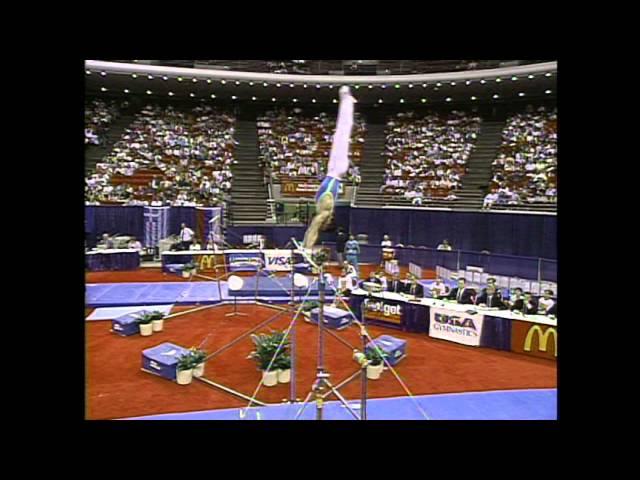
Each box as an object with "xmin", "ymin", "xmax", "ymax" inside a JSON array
[{"xmin": 85, "ymin": 206, "xmax": 144, "ymax": 246}]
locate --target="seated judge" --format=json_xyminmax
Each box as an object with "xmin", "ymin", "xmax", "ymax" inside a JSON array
[
  {"xmin": 512, "ymin": 291, "xmax": 538, "ymax": 314},
  {"xmin": 537, "ymin": 290, "xmax": 557, "ymax": 315},
  {"xmin": 404, "ymin": 275, "xmax": 424, "ymax": 298},
  {"xmin": 189, "ymin": 238, "xmax": 202, "ymax": 251},
  {"xmin": 359, "ymin": 271, "xmax": 382, "ymax": 289},
  {"xmin": 444, "ymin": 278, "xmax": 475, "ymax": 304},
  {"xmin": 480, "ymin": 277, "xmax": 503, "ymax": 301},
  {"xmin": 430, "ymin": 277, "xmax": 450, "ymax": 297},
  {"xmin": 545, "ymin": 301, "xmax": 557, "ymax": 317},
  {"xmin": 475, "ymin": 285, "xmax": 505, "ymax": 308},
  {"xmin": 374, "ymin": 271, "xmax": 388, "ymax": 290},
  {"xmin": 387, "ymin": 272, "xmax": 405, "ymax": 294},
  {"xmin": 508, "ymin": 287, "xmax": 524, "ymax": 311}
]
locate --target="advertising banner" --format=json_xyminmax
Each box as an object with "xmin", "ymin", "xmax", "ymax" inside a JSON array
[
  {"xmin": 227, "ymin": 252, "xmax": 264, "ymax": 272},
  {"xmin": 511, "ymin": 320, "xmax": 557, "ymax": 360},
  {"xmin": 429, "ymin": 306, "xmax": 485, "ymax": 346},
  {"xmin": 263, "ymin": 249, "xmax": 293, "ymax": 272},
  {"xmin": 362, "ymin": 298, "xmax": 404, "ymax": 326}
]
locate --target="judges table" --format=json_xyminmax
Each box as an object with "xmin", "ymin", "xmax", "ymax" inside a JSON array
[
  {"xmin": 349, "ymin": 289, "xmax": 557, "ymax": 360},
  {"xmin": 85, "ymin": 249, "xmax": 141, "ymax": 271}
]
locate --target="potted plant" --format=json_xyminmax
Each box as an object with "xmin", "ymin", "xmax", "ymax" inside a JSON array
[
  {"xmin": 176, "ymin": 353, "xmax": 195, "ymax": 385},
  {"xmin": 301, "ymin": 300, "xmax": 320, "ymax": 318},
  {"xmin": 275, "ymin": 353, "xmax": 292, "ymax": 384},
  {"xmin": 365, "ymin": 348, "xmax": 388, "ymax": 380},
  {"xmin": 135, "ymin": 313, "xmax": 155, "ymax": 337},
  {"xmin": 190, "ymin": 348, "xmax": 207, "ymax": 378},
  {"xmin": 149, "ymin": 310, "xmax": 166, "ymax": 332},
  {"xmin": 248, "ymin": 332, "xmax": 290, "ymax": 387},
  {"xmin": 182, "ymin": 262, "xmax": 196, "ymax": 278}
]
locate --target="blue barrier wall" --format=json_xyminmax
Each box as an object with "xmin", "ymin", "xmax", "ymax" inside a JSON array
[{"xmin": 85, "ymin": 205, "xmax": 556, "ymax": 259}]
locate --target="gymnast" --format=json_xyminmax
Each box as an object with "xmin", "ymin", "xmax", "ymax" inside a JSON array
[{"xmin": 302, "ymin": 86, "xmax": 357, "ymax": 249}]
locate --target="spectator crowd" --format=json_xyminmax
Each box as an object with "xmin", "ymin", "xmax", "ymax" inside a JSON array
[
  {"xmin": 381, "ymin": 111, "xmax": 481, "ymax": 204},
  {"xmin": 85, "ymin": 104, "xmax": 236, "ymax": 207},
  {"xmin": 484, "ymin": 106, "xmax": 557, "ymax": 209},
  {"xmin": 257, "ymin": 108, "xmax": 365, "ymax": 185},
  {"xmin": 85, "ymin": 99, "xmax": 120, "ymax": 145}
]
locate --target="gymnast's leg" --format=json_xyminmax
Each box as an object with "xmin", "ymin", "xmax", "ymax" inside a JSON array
[{"xmin": 326, "ymin": 86, "xmax": 356, "ymax": 180}]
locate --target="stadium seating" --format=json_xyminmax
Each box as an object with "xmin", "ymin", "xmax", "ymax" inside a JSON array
[
  {"xmin": 85, "ymin": 99, "xmax": 119, "ymax": 145},
  {"xmin": 484, "ymin": 107, "xmax": 557, "ymax": 212},
  {"xmin": 257, "ymin": 108, "xmax": 365, "ymax": 186},
  {"xmin": 381, "ymin": 111, "xmax": 482, "ymax": 203},
  {"xmin": 85, "ymin": 104, "xmax": 236, "ymax": 207}
]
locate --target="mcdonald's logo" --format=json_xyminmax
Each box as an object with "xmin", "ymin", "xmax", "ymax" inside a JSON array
[
  {"xmin": 284, "ymin": 183, "xmax": 296, "ymax": 193},
  {"xmin": 198, "ymin": 255, "xmax": 215, "ymax": 271},
  {"xmin": 524, "ymin": 325, "xmax": 557, "ymax": 357}
]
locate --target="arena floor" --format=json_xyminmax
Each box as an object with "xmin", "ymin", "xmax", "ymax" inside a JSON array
[{"xmin": 85, "ymin": 267, "xmax": 556, "ymax": 420}]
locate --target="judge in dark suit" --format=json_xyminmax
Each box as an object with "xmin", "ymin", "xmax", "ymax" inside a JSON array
[
  {"xmin": 480, "ymin": 278, "xmax": 503, "ymax": 301},
  {"xmin": 359, "ymin": 271, "xmax": 382, "ymax": 289},
  {"xmin": 404, "ymin": 276, "xmax": 424, "ymax": 298},
  {"xmin": 475, "ymin": 285, "xmax": 505, "ymax": 308},
  {"xmin": 512, "ymin": 292, "xmax": 538, "ymax": 314},
  {"xmin": 387, "ymin": 273, "xmax": 405, "ymax": 294},
  {"xmin": 445, "ymin": 278, "xmax": 475, "ymax": 305}
]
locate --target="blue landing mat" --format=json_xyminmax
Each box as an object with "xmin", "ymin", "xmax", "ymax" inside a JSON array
[
  {"xmin": 86, "ymin": 281, "xmax": 334, "ymax": 308},
  {"xmin": 123, "ymin": 388, "xmax": 557, "ymax": 420},
  {"xmin": 86, "ymin": 282, "xmax": 227, "ymax": 308},
  {"xmin": 235, "ymin": 275, "xmax": 320, "ymax": 297}
]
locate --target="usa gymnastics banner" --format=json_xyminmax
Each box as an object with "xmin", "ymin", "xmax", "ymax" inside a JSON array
[
  {"xmin": 263, "ymin": 249, "xmax": 293, "ymax": 272},
  {"xmin": 429, "ymin": 307, "xmax": 485, "ymax": 347}
]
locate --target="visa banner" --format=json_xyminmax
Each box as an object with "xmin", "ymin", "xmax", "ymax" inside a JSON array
[
  {"xmin": 263, "ymin": 249, "xmax": 293, "ymax": 272},
  {"xmin": 429, "ymin": 307, "xmax": 485, "ymax": 346}
]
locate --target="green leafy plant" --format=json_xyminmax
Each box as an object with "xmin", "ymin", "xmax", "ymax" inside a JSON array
[
  {"xmin": 248, "ymin": 331, "xmax": 291, "ymax": 372},
  {"xmin": 177, "ymin": 353, "xmax": 195, "ymax": 371},
  {"xmin": 149, "ymin": 311, "xmax": 165, "ymax": 321},
  {"xmin": 301, "ymin": 301, "xmax": 320, "ymax": 312},
  {"xmin": 190, "ymin": 348, "xmax": 207, "ymax": 365},
  {"xmin": 365, "ymin": 347, "xmax": 389, "ymax": 366},
  {"xmin": 274, "ymin": 353, "xmax": 291, "ymax": 371},
  {"xmin": 134, "ymin": 312, "xmax": 155, "ymax": 325},
  {"xmin": 183, "ymin": 262, "xmax": 197, "ymax": 272}
]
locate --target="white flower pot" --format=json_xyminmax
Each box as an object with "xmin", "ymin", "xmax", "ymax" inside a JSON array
[
  {"xmin": 151, "ymin": 319, "xmax": 164, "ymax": 332},
  {"xmin": 262, "ymin": 370, "xmax": 278, "ymax": 387},
  {"xmin": 182, "ymin": 270, "xmax": 191, "ymax": 278},
  {"xmin": 176, "ymin": 369, "xmax": 193, "ymax": 385},
  {"xmin": 277, "ymin": 369, "xmax": 291, "ymax": 384},
  {"xmin": 367, "ymin": 363, "xmax": 384, "ymax": 380},
  {"xmin": 139, "ymin": 323, "xmax": 153, "ymax": 336},
  {"xmin": 193, "ymin": 363, "xmax": 205, "ymax": 378}
]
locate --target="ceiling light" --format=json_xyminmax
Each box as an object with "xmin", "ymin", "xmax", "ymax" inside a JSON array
[
  {"xmin": 378, "ymin": 99, "xmax": 383, "ymax": 103},
  {"xmin": 85, "ymin": 70, "xmax": 91, "ymax": 75},
  {"xmin": 408, "ymin": 84, "xmax": 414, "ymax": 88},
  {"xmin": 422, "ymin": 83, "xmax": 427, "ymax": 88},
  {"xmin": 368, "ymin": 85, "xmax": 373, "ymax": 89},
  {"xmin": 100, "ymin": 87, "xmax": 107, "ymax": 92},
  {"xmin": 221, "ymin": 80, "xmax": 227, "ymax": 84},
  {"xmin": 480, "ymin": 79, "xmax": 486, "ymax": 84},
  {"xmin": 545, "ymin": 90, "xmax": 552, "ymax": 94},
  {"xmin": 436, "ymin": 82, "xmax": 442, "ymax": 87},
  {"xmin": 251, "ymin": 96, "xmax": 257, "ymax": 101},
  {"xmin": 249, "ymin": 81, "xmax": 254, "ymax": 86},
  {"xmin": 333, "ymin": 98, "xmax": 337, "ymax": 103},
  {"xmin": 312, "ymin": 98, "xmax": 316, "ymax": 103},
  {"xmin": 465, "ymin": 80, "xmax": 472, "ymax": 85},
  {"xmin": 235, "ymin": 81, "xmax": 241, "ymax": 85},
  {"xmin": 168, "ymin": 92, "xmax": 174, "ymax": 96},
  {"xmin": 395, "ymin": 84, "xmax": 401, "ymax": 89},
  {"xmin": 545, "ymin": 73, "xmax": 552, "ymax": 77},
  {"xmin": 276, "ymin": 83, "xmax": 281, "ymax": 87},
  {"xmin": 131, "ymin": 74, "xmax": 138, "ymax": 79},
  {"xmin": 100, "ymin": 71, "xmax": 106, "ymax": 77},
  {"xmin": 518, "ymin": 92, "xmax": 525, "ymax": 97},
  {"xmin": 263, "ymin": 82, "xmax": 268, "ymax": 87},
  {"xmin": 163, "ymin": 76, "xmax": 169, "ymax": 81},
  {"xmin": 511, "ymin": 76, "xmax": 518, "ymax": 81},
  {"xmin": 232, "ymin": 95, "xmax": 237, "ymax": 100},
  {"xmin": 495, "ymin": 78, "xmax": 502, "ymax": 83},
  {"xmin": 421, "ymin": 98, "xmax": 427, "ymax": 103},
  {"xmin": 190, "ymin": 93, "xmax": 195, "ymax": 97},
  {"xmin": 123, "ymin": 89, "xmax": 129, "ymax": 93},
  {"xmin": 293, "ymin": 98, "xmax": 298, "ymax": 102},
  {"xmin": 211, "ymin": 94, "xmax": 216, "ymax": 98},
  {"xmin": 400, "ymin": 98, "xmax": 405, "ymax": 103},
  {"xmin": 272, "ymin": 97, "xmax": 276, "ymax": 102},
  {"xmin": 493, "ymin": 94, "xmax": 499, "ymax": 99},
  {"xmin": 471, "ymin": 96, "xmax": 477, "ymax": 100},
  {"xmin": 450, "ymin": 82, "xmax": 456, "ymax": 86},
  {"xmin": 146, "ymin": 90, "xmax": 152, "ymax": 95},
  {"xmin": 177, "ymin": 77, "xmax": 183, "ymax": 82},
  {"xmin": 289, "ymin": 84, "xmax": 294, "ymax": 88},
  {"xmin": 147, "ymin": 75, "xmax": 153, "ymax": 80},
  {"xmin": 206, "ymin": 79, "xmax": 211, "ymax": 84},
  {"xmin": 446, "ymin": 97, "xmax": 452, "ymax": 102},
  {"xmin": 528, "ymin": 74, "xmax": 535, "ymax": 79}
]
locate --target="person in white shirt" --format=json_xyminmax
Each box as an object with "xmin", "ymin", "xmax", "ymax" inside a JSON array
[
  {"xmin": 179, "ymin": 223, "xmax": 195, "ymax": 250},
  {"xmin": 537, "ymin": 289, "xmax": 556, "ymax": 315},
  {"xmin": 430, "ymin": 277, "xmax": 450, "ymax": 297},
  {"xmin": 189, "ymin": 239, "xmax": 202, "ymax": 251},
  {"xmin": 128, "ymin": 237, "xmax": 143, "ymax": 251},
  {"xmin": 437, "ymin": 239, "xmax": 453, "ymax": 251}
]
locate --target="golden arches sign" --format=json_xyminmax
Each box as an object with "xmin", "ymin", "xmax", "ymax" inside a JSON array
[
  {"xmin": 524, "ymin": 325, "xmax": 557, "ymax": 357},
  {"xmin": 198, "ymin": 255, "xmax": 215, "ymax": 271}
]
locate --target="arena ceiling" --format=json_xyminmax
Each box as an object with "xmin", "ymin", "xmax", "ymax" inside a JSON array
[{"xmin": 85, "ymin": 60, "xmax": 557, "ymax": 105}]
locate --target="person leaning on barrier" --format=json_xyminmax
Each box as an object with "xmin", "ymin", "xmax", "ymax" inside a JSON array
[
  {"xmin": 437, "ymin": 239, "xmax": 453, "ymax": 251},
  {"xmin": 445, "ymin": 278, "xmax": 475, "ymax": 304}
]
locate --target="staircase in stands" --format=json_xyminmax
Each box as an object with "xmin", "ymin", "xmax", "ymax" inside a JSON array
[
  {"xmin": 84, "ymin": 110, "xmax": 137, "ymax": 175},
  {"xmin": 228, "ymin": 120, "xmax": 269, "ymax": 225}
]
